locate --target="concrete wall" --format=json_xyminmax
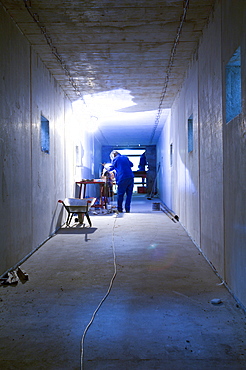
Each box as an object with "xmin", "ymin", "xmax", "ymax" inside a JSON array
[
  {"xmin": 158, "ymin": 0, "xmax": 246, "ymax": 308},
  {"xmin": 0, "ymin": 5, "xmax": 95, "ymax": 275},
  {"xmin": 221, "ymin": 0, "xmax": 246, "ymax": 306},
  {"xmin": 0, "ymin": 7, "xmax": 32, "ymax": 271},
  {"xmin": 157, "ymin": 113, "xmax": 172, "ymax": 207},
  {"xmin": 157, "ymin": 58, "xmax": 200, "ymax": 247},
  {"xmin": 30, "ymin": 50, "xmax": 67, "ymax": 249},
  {"xmin": 198, "ymin": 2, "xmax": 224, "ymax": 276}
]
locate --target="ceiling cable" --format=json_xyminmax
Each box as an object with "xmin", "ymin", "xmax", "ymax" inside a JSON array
[
  {"xmin": 150, "ymin": 0, "xmax": 190, "ymax": 144},
  {"xmin": 23, "ymin": 0, "xmax": 82, "ymax": 98}
]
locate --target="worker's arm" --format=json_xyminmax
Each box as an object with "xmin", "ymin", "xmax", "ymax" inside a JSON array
[{"xmin": 104, "ymin": 162, "xmax": 115, "ymax": 172}]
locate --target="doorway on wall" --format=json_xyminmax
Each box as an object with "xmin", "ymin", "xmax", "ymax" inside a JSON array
[{"xmin": 116, "ymin": 148, "xmax": 146, "ymax": 193}]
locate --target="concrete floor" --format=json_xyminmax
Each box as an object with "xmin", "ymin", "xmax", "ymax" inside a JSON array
[{"xmin": 0, "ymin": 195, "xmax": 246, "ymax": 370}]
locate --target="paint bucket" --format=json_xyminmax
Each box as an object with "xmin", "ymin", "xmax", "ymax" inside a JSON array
[{"xmin": 152, "ymin": 202, "xmax": 160, "ymax": 211}]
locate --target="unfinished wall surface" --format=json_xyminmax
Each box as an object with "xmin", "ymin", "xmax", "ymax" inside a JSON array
[
  {"xmin": 156, "ymin": 113, "xmax": 172, "ymax": 207},
  {"xmin": 158, "ymin": 0, "xmax": 246, "ymax": 308},
  {"xmin": 157, "ymin": 60, "xmax": 200, "ymax": 248},
  {"xmin": 75, "ymin": 129, "xmax": 101, "ymax": 197},
  {"xmin": 30, "ymin": 50, "xmax": 67, "ymax": 249},
  {"xmin": 0, "ymin": 6, "xmax": 33, "ymax": 273},
  {"xmin": 94, "ymin": 136, "xmax": 102, "ymax": 180},
  {"xmin": 198, "ymin": 3, "xmax": 224, "ymax": 276},
  {"xmin": 221, "ymin": 0, "xmax": 246, "ymax": 306},
  {"xmin": 0, "ymin": 5, "xmax": 94, "ymax": 275}
]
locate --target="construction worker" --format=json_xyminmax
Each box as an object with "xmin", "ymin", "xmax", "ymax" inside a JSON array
[
  {"xmin": 104, "ymin": 150, "xmax": 134, "ymax": 213},
  {"xmin": 138, "ymin": 151, "xmax": 147, "ymax": 171}
]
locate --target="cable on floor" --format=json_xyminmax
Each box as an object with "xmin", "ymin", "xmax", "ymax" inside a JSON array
[{"xmin": 80, "ymin": 215, "xmax": 118, "ymax": 370}]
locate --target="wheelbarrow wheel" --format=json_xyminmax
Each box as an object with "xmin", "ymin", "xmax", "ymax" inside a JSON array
[{"xmin": 78, "ymin": 213, "xmax": 85, "ymax": 224}]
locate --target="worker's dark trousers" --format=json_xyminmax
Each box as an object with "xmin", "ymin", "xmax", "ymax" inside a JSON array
[{"xmin": 117, "ymin": 177, "xmax": 134, "ymax": 212}]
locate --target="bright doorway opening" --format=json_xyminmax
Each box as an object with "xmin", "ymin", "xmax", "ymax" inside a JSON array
[{"xmin": 116, "ymin": 148, "xmax": 146, "ymax": 193}]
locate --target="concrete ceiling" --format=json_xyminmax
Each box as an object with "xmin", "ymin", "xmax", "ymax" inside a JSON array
[{"xmin": 1, "ymin": 0, "xmax": 215, "ymax": 146}]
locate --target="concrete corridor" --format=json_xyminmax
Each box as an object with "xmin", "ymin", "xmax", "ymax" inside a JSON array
[{"xmin": 0, "ymin": 195, "xmax": 246, "ymax": 370}]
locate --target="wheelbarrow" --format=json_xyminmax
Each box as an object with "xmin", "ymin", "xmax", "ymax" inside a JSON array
[{"xmin": 58, "ymin": 197, "xmax": 96, "ymax": 226}]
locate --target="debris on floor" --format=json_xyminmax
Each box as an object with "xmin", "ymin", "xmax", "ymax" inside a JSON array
[
  {"xmin": 210, "ymin": 298, "xmax": 223, "ymax": 305},
  {"xmin": 0, "ymin": 267, "xmax": 28, "ymax": 287},
  {"xmin": 92, "ymin": 205, "xmax": 117, "ymax": 215},
  {"xmin": 16, "ymin": 267, "xmax": 29, "ymax": 284}
]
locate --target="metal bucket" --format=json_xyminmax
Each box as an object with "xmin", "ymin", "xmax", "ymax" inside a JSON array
[{"xmin": 152, "ymin": 202, "xmax": 160, "ymax": 211}]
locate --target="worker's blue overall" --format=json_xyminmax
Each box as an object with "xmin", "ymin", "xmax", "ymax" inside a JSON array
[{"xmin": 105, "ymin": 154, "xmax": 134, "ymax": 212}]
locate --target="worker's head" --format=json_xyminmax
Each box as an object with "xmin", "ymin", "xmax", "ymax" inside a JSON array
[{"xmin": 110, "ymin": 150, "xmax": 120, "ymax": 161}]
